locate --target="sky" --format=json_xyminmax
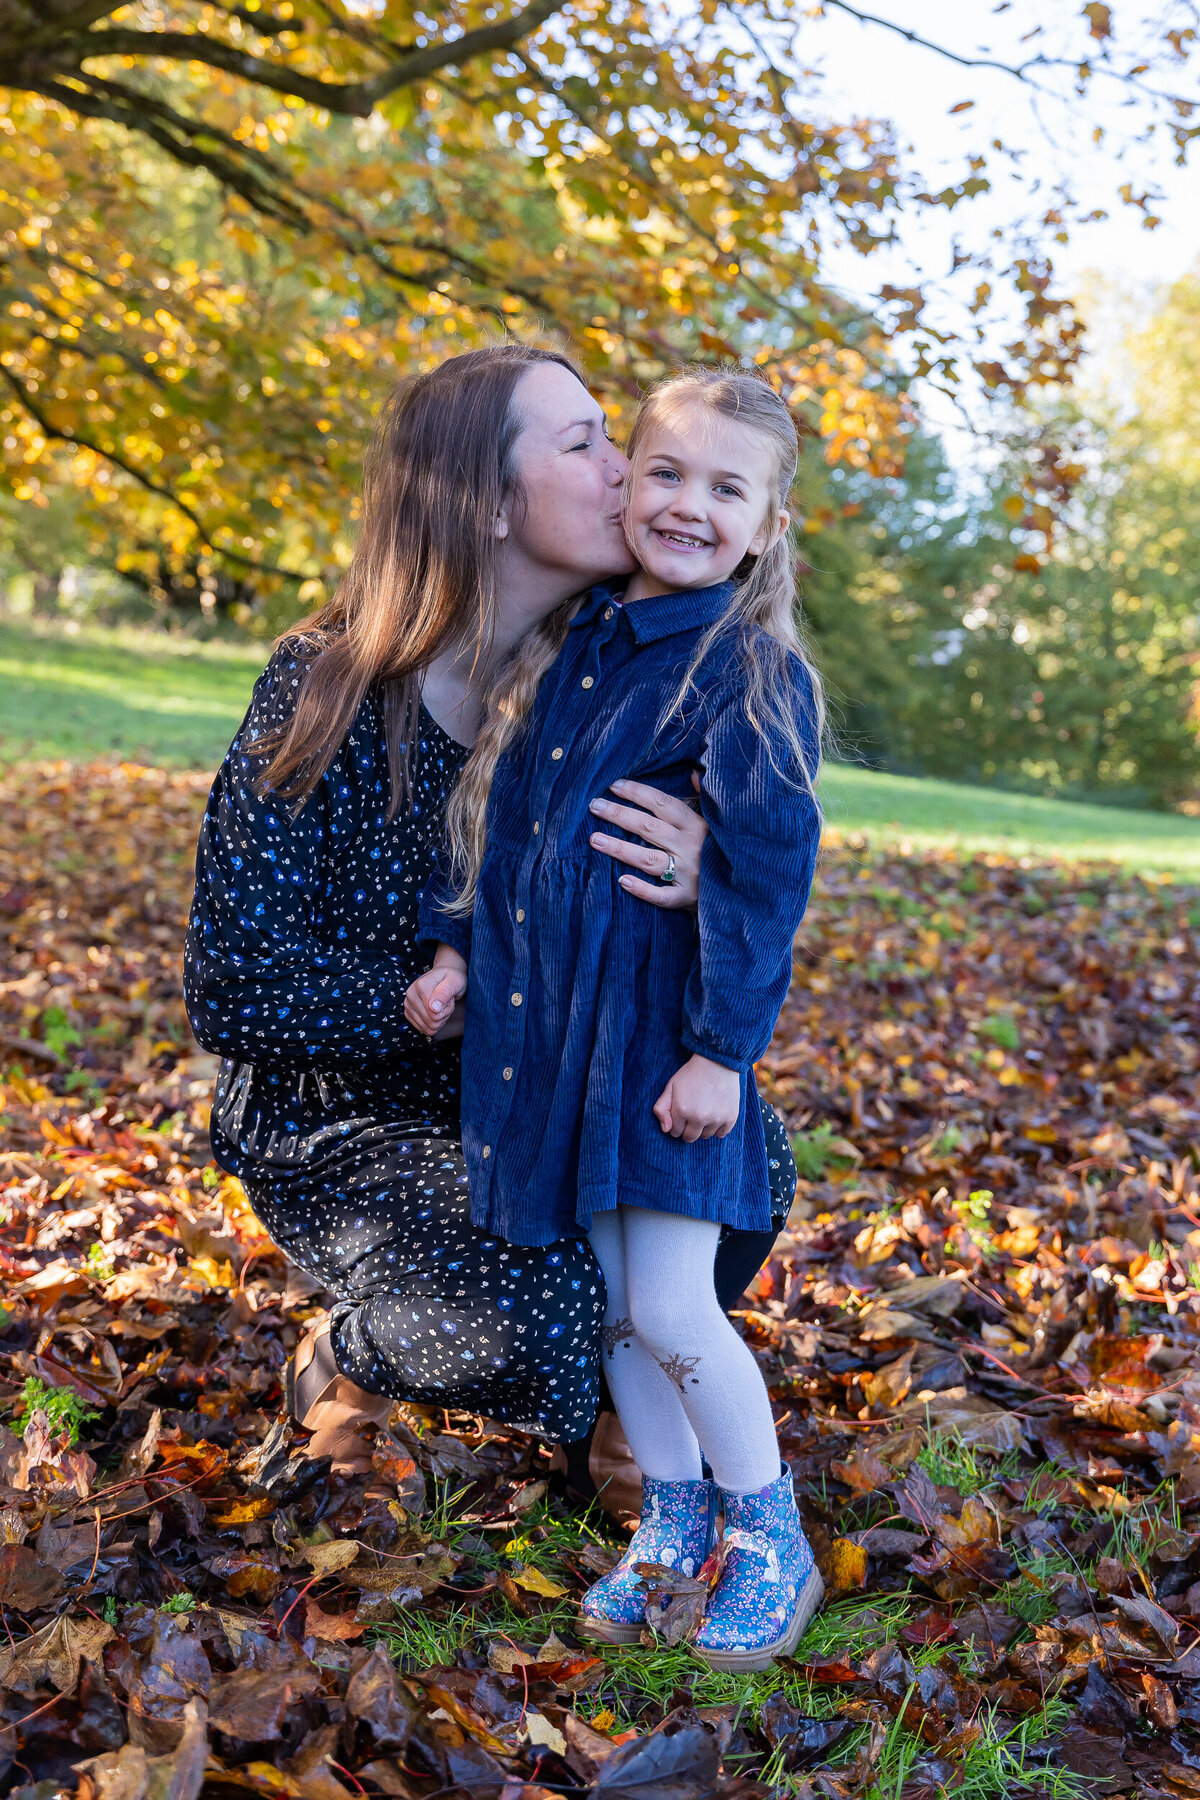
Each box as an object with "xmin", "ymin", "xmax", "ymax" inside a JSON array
[{"xmin": 775, "ymin": 1, "xmax": 1200, "ymax": 412}]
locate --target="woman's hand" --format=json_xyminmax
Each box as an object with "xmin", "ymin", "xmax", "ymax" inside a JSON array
[
  {"xmin": 588, "ymin": 773, "xmax": 707, "ymax": 909},
  {"xmin": 653, "ymin": 1054, "xmax": 740, "ymax": 1142}
]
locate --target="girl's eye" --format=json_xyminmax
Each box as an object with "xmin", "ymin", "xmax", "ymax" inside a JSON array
[
  {"xmin": 716, "ymin": 483, "xmax": 743, "ymax": 499},
  {"xmin": 649, "ymin": 467, "xmax": 680, "ymax": 481}
]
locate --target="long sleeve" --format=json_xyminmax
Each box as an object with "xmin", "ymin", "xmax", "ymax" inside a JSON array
[
  {"xmin": 680, "ymin": 657, "xmax": 821, "ymax": 1073},
  {"xmin": 416, "ymin": 844, "xmax": 474, "ymax": 963},
  {"xmin": 183, "ymin": 650, "xmax": 418, "ymax": 1063}
]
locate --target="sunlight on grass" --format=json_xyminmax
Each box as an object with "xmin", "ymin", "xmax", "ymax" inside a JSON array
[
  {"xmin": 375, "ymin": 1604, "xmax": 478, "ymax": 1672},
  {"xmin": 0, "ymin": 614, "xmax": 261, "ymax": 768},
  {"xmin": 822, "ymin": 760, "xmax": 1200, "ymax": 876},
  {"xmin": 4, "ymin": 615, "xmax": 1200, "ymax": 875},
  {"xmin": 915, "ymin": 1432, "xmax": 1026, "ymax": 1496}
]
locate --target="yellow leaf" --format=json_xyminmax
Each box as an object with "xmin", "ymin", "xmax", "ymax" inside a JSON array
[
  {"xmin": 240, "ymin": 1764, "xmax": 303, "ymax": 1797},
  {"xmin": 827, "ymin": 1538, "xmax": 868, "ymax": 1595},
  {"xmin": 189, "ymin": 1254, "xmax": 235, "ymax": 1289},
  {"xmin": 512, "ymin": 1565, "xmax": 568, "ymax": 1599},
  {"xmin": 209, "ymin": 1495, "xmax": 275, "ymax": 1527}
]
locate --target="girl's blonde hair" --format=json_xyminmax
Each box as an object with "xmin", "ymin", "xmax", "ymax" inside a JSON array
[{"xmin": 445, "ymin": 367, "xmax": 825, "ymax": 911}]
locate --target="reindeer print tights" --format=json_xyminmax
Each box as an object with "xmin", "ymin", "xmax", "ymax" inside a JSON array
[{"xmin": 587, "ymin": 1206, "xmax": 781, "ymax": 1495}]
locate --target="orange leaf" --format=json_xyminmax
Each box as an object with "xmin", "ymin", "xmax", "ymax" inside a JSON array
[
  {"xmin": 305, "ymin": 1595, "xmax": 367, "ymax": 1641},
  {"xmin": 209, "ymin": 1495, "xmax": 276, "ymax": 1527}
]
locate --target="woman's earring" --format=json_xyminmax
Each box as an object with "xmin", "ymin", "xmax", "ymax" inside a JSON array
[{"xmin": 494, "ymin": 513, "xmax": 509, "ymax": 540}]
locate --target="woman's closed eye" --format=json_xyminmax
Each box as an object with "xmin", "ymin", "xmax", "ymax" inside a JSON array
[{"xmin": 569, "ymin": 422, "xmax": 615, "ymax": 453}]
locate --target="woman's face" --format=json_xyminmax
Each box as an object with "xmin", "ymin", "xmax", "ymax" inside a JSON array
[{"xmin": 500, "ymin": 363, "xmax": 634, "ymax": 607}]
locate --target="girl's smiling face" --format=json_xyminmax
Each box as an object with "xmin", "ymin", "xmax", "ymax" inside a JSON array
[{"xmin": 624, "ymin": 406, "xmax": 787, "ymax": 599}]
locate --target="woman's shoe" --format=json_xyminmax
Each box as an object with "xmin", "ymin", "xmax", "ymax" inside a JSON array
[
  {"xmin": 287, "ymin": 1316, "xmax": 391, "ymax": 1476},
  {"xmin": 578, "ymin": 1474, "xmax": 715, "ymax": 1647},
  {"xmin": 692, "ymin": 1465, "xmax": 825, "ymax": 1673}
]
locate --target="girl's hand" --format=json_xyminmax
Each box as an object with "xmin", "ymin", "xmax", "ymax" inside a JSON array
[
  {"xmin": 431, "ymin": 997, "xmax": 466, "ymax": 1042},
  {"xmin": 653, "ymin": 1054, "xmax": 741, "ymax": 1142},
  {"xmin": 588, "ymin": 773, "xmax": 706, "ymax": 909},
  {"xmin": 404, "ymin": 948, "xmax": 468, "ymax": 1037}
]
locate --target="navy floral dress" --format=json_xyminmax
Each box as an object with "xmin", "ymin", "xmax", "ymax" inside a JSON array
[
  {"xmin": 185, "ymin": 645, "xmax": 605, "ymax": 1439},
  {"xmin": 185, "ymin": 641, "xmax": 798, "ymax": 1441}
]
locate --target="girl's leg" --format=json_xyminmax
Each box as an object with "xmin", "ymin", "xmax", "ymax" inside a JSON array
[
  {"xmin": 622, "ymin": 1206, "xmax": 780, "ymax": 1495},
  {"xmin": 587, "ymin": 1210, "xmax": 703, "ymax": 1483}
]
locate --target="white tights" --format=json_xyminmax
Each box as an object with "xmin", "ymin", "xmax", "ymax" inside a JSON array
[{"xmin": 587, "ymin": 1206, "xmax": 781, "ymax": 1495}]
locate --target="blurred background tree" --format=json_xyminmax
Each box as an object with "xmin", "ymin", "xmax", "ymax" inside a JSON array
[{"xmin": 1, "ymin": 1, "xmax": 1198, "ymax": 806}]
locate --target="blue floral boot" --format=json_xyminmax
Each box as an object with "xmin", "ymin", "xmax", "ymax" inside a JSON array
[
  {"xmin": 579, "ymin": 1475, "xmax": 715, "ymax": 1646},
  {"xmin": 693, "ymin": 1465, "xmax": 824, "ymax": 1671}
]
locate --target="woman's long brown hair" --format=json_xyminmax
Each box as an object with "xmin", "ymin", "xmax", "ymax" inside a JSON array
[{"xmin": 254, "ymin": 343, "xmax": 584, "ymax": 815}]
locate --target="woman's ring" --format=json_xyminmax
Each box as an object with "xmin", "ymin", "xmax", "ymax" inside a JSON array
[{"xmin": 661, "ymin": 852, "xmax": 677, "ymax": 885}]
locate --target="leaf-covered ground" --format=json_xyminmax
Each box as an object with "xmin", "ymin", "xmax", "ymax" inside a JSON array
[{"xmin": 2, "ymin": 759, "xmax": 1200, "ymax": 1800}]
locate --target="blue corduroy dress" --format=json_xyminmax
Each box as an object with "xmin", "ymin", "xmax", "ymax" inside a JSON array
[{"xmin": 419, "ymin": 579, "xmax": 822, "ymax": 1248}]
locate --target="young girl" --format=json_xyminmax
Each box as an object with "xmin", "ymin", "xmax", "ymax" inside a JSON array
[{"xmin": 405, "ymin": 369, "xmax": 825, "ymax": 1670}]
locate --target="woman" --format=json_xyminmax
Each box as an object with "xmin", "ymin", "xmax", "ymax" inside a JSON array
[{"xmin": 184, "ymin": 344, "xmax": 794, "ymax": 1479}]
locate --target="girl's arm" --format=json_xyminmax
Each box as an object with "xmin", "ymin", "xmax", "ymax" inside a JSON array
[
  {"xmin": 184, "ymin": 653, "xmax": 419, "ymax": 1062},
  {"xmin": 680, "ymin": 663, "xmax": 821, "ymax": 1073}
]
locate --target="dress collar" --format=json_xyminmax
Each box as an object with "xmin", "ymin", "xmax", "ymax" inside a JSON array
[{"xmin": 571, "ymin": 578, "xmax": 737, "ymax": 644}]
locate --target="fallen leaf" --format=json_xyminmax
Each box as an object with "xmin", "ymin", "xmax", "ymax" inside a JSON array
[
  {"xmin": 524, "ymin": 1710, "xmax": 568, "ymax": 1756},
  {"xmin": 0, "ymin": 1611, "xmax": 113, "ymax": 1694},
  {"xmin": 826, "ymin": 1538, "xmax": 869, "ymax": 1594},
  {"xmin": 510, "ymin": 1565, "xmax": 569, "ymax": 1599},
  {"xmin": 305, "ymin": 1595, "xmax": 368, "ymax": 1642},
  {"xmin": 301, "ymin": 1537, "xmax": 362, "ymax": 1576}
]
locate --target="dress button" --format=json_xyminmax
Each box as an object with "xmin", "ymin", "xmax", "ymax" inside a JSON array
[
  {"xmin": 604, "ymin": 606, "xmax": 614, "ymax": 620},
  {"xmin": 532, "ymin": 820, "xmax": 539, "ymax": 835},
  {"xmin": 551, "ymin": 747, "xmax": 563, "ymax": 760},
  {"xmin": 482, "ymin": 1145, "xmax": 491, "ymax": 1159},
  {"xmin": 581, "ymin": 676, "xmax": 594, "ymax": 689},
  {"xmin": 503, "ymin": 1067, "xmax": 513, "ymax": 1081},
  {"xmin": 511, "ymin": 992, "xmax": 523, "ymax": 1006},
  {"xmin": 516, "ymin": 908, "xmax": 525, "ymax": 923}
]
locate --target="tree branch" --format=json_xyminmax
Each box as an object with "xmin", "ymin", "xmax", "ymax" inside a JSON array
[
  {"xmin": 75, "ymin": 0, "xmax": 566, "ymax": 119},
  {"xmin": 508, "ymin": 52, "xmax": 832, "ymax": 340},
  {"xmin": 818, "ymin": 0, "xmax": 1199, "ymax": 109},
  {"xmin": 0, "ymin": 363, "xmax": 304, "ymax": 580},
  {"xmin": 2, "ymin": 1, "xmax": 122, "ymax": 54},
  {"xmin": 30, "ymin": 75, "xmax": 314, "ymax": 229}
]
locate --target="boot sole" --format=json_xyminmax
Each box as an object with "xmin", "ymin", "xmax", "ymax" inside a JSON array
[
  {"xmin": 690, "ymin": 1565, "xmax": 826, "ymax": 1673},
  {"xmin": 576, "ymin": 1613, "xmax": 645, "ymax": 1646}
]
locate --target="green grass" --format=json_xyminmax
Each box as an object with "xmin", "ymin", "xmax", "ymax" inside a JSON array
[
  {"xmin": 369, "ymin": 1488, "xmax": 1088, "ymax": 1800},
  {"xmin": 5, "ymin": 612, "xmax": 1200, "ymax": 875},
  {"xmin": 0, "ymin": 613, "xmax": 262, "ymax": 769},
  {"xmin": 821, "ymin": 760, "xmax": 1200, "ymax": 877}
]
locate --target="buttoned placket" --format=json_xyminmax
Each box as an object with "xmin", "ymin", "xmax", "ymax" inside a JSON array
[{"xmin": 472, "ymin": 600, "xmax": 623, "ymax": 1216}]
